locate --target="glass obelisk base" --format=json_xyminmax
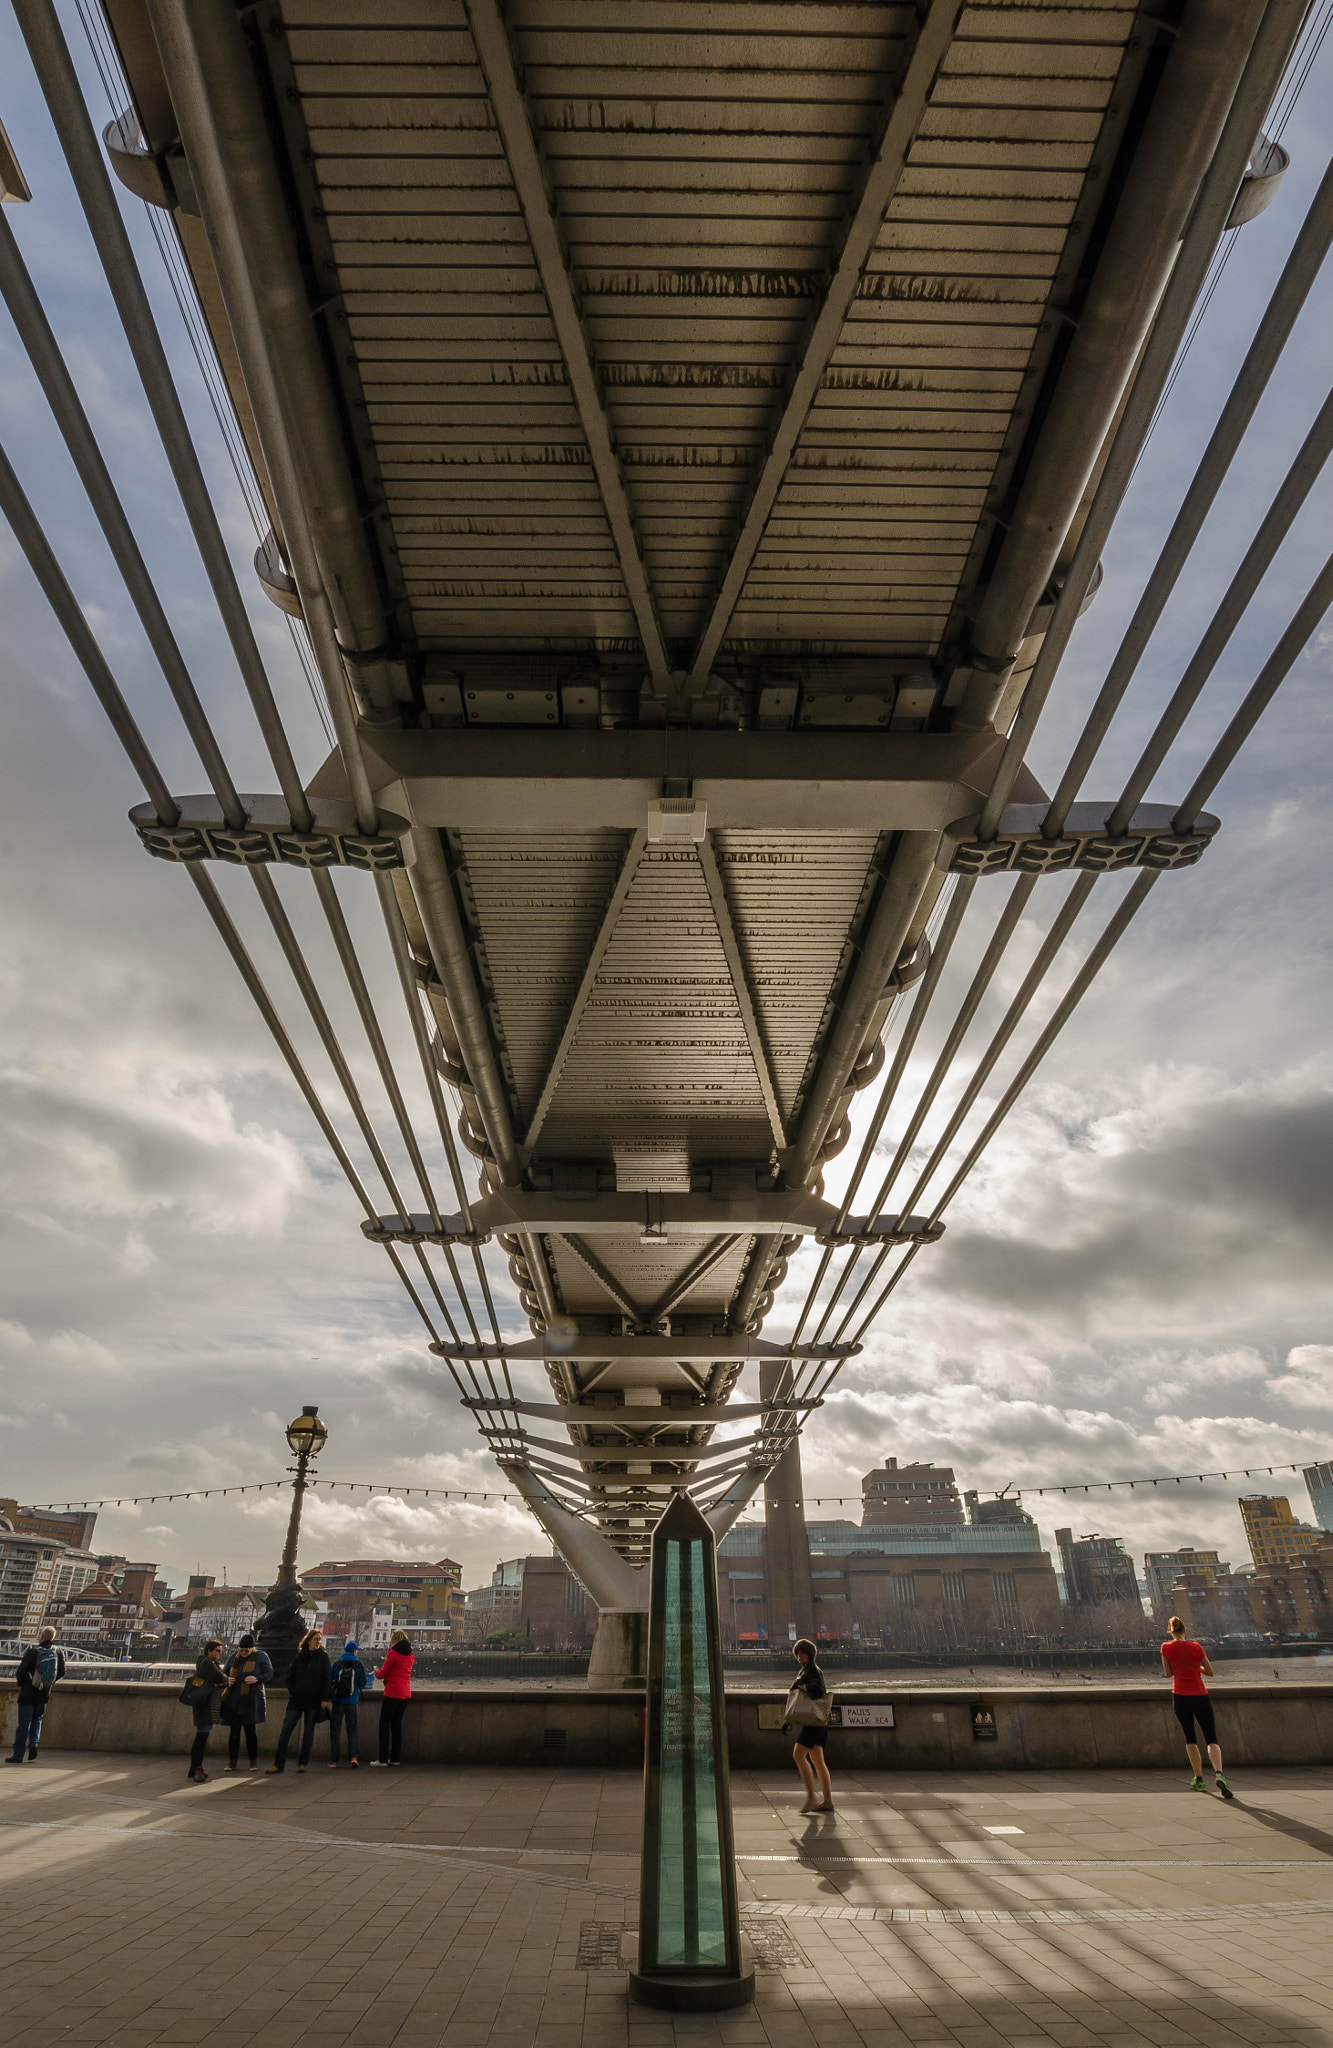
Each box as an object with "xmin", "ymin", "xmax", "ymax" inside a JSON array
[{"xmin": 628, "ymin": 1491, "xmax": 755, "ymax": 2011}]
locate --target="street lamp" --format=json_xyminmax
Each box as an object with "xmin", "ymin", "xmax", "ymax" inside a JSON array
[
  {"xmin": 277, "ymin": 1405, "xmax": 327, "ymax": 1586},
  {"xmin": 257, "ymin": 1405, "xmax": 328, "ymax": 1681}
]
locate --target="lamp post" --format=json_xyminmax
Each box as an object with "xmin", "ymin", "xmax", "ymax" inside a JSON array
[
  {"xmin": 257, "ymin": 1405, "xmax": 328, "ymax": 1681},
  {"xmin": 276, "ymin": 1405, "xmax": 328, "ymax": 1585}
]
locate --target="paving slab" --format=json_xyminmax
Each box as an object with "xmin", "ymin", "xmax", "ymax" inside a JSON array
[{"xmin": 1, "ymin": 1757, "xmax": 1332, "ymax": 2047}]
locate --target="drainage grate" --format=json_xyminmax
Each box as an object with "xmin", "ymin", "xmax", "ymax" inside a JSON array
[
  {"xmin": 542, "ymin": 1727, "xmax": 567, "ymax": 1762},
  {"xmin": 741, "ymin": 1915, "xmax": 805, "ymax": 1971},
  {"xmin": 577, "ymin": 1922, "xmax": 625, "ymax": 1969}
]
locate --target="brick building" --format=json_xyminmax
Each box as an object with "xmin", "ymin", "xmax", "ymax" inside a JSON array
[
  {"xmin": 49, "ymin": 1561, "xmax": 160, "ymax": 1648},
  {"xmin": 300, "ymin": 1557, "xmax": 462, "ymax": 1640},
  {"xmin": 1242, "ymin": 1533, "xmax": 1333, "ymax": 1637},
  {"xmin": 0, "ymin": 1500, "xmax": 99, "ymax": 1551},
  {"xmin": 718, "ymin": 1518, "xmax": 1062, "ymax": 1648}
]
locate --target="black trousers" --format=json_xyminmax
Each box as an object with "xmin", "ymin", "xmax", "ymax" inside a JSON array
[
  {"xmin": 274, "ymin": 1704, "xmax": 319, "ymax": 1770},
  {"xmin": 379, "ymin": 1696, "xmax": 408, "ymax": 1763},
  {"xmin": 188, "ymin": 1726, "xmax": 211, "ymax": 1774},
  {"xmin": 228, "ymin": 1721, "xmax": 259, "ymax": 1765}
]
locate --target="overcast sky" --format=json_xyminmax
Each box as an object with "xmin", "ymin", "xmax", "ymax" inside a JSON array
[{"xmin": 0, "ymin": 16, "xmax": 1330, "ymax": 1597}]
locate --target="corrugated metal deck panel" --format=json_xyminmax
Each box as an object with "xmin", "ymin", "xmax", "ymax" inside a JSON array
[
  {"xmin": 539, "ymin": 845, "xmax": 773, "ymax": 1163},
  {"xmin": 457, "ymin": 829, "xmax": 630, "ymax": 1117},
  {"xmin": 713, "ymin": 829, "xmax": 881, "ymax": 1119},
  {"xmin": 285, "ymin": 0, "xmax": 1135, "ymax": 658},
  {"xmin": 730, "ymin": 0, "xmax": 1128, "ymax": 652}
]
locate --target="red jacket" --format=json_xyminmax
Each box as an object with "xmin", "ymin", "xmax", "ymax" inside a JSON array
[{"xmin": 375, "ymin": 1646, "xmax": 414, "ymax": 1699}]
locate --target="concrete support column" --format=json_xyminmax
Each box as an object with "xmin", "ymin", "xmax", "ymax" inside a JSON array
[{"xmin": 760, "ymin": 1362, "xmax": 815, "ymax": 1645}]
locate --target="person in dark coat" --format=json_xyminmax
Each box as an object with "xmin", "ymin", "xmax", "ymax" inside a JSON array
[
  {"xmin": 267, "ymin": 1629, "xmax": 331, "ymax": 1774},
  {"xmin": 5, "ymin": 1627, "xmax": 65, "ymax": 1764},
  {"xmin": 188, "ymin": 1641, "xmax": 228, "ymax": 1783},
  {"xmin": 222, "ymin": 1632, "xmax": 274, "ymax": 1772}
]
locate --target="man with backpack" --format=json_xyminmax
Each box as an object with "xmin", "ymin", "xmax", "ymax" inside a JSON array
[
  {"xmin": 328, "ymin": 1639, "xmax": 371, "ymax": 1769},
  {"xmin": 6, "ymin": 1626, "xmax": 64, "ymax": 1764}
]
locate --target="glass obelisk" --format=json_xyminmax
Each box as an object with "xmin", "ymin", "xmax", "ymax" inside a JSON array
[{"xmin": 629, "ymin": 1490, "xmax": 754, "ymax": 2009}]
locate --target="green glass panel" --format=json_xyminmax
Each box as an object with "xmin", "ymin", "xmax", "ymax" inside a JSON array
[{"xmin": 653, "ymin": 1537, "xmax": 727, "ymax": 1968}]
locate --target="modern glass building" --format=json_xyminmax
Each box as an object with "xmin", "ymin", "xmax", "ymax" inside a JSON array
[{"xmin": 1304, "ymin": 1462, "xmax": 1333, "ymax": 1534}]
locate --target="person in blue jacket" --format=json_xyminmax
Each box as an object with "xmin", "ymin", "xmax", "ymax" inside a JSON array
[{"xmin": 328, "ymin": 1639, "xmax": 372, "ymax": 1768}]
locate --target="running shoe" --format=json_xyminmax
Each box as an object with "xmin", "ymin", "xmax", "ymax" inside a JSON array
[
  {"xmin": 1215, "ymin": 1775, "xmax": 1234, "ymax": 1799},
  {"xmin": 1190, "ymin": 1774, "xmax": 1205, "ymax": 1790}
]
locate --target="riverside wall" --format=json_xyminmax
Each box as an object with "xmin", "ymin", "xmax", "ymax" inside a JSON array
[{"xmin": 5, "ymin": 1681, "xmax": 1333, "ymax": 1771}]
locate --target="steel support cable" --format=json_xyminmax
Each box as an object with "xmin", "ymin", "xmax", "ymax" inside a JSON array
[
  {"xmin": 1041, "ymin": 154, "xmax": 1333, "ymax": 840},
  {"xmin": 309, "ymin": 869, "xmax": 441, "ymax": 1233},
  {"xmin": 372, "ymin": 882, "xmax": 507, "ymax": 1362},
  {"xmin": 830, "ymin": 876, "xmax": 973, "ymax": 1235},
  {"xmin": 806, "ymin": 873, "xmax": 1038, "ymax": 1347},
  {"xmin": 975, "ymin": 0, "xmax": 1311, "ymax": 842},
  {"xmin": 1109, "ymin": 382, "xmax": 1333, "ymax": 833},
  {"xmin": 781, "ymin": 867, "xmax": 967, "ymax": 1351},
  {"xmin": 1173, "ymin": 544, "xmax": 1333, "ymax": 831},
  {"xmin": 245, "ymin": 871, "xmax": 411, "ymax": 1224},
  {"xmin": 846, "ymin": 873, "xmax": 1162, "ymax": 1349},
  {"xmin": 0, "ymin": 440, "xmax": 466, "ymax": 1368},
  {"xmin": 13, "ymin": 0, "xmax": 313, "ymax": 831},
  {"xmin": 0, "ymin": 207, "xmax": 246, "ymax": 832},
  {"xmin": 145, "ymin": 0, "xmax": 379, "ymax": 836},
  {"xmin": 829, "ymin": 871, "xmax": 1100, "ymax": 1344},
  {"xmin": 241, "ymin": 875, "xmax": 487, "ymax": 1357},
  {"xmin": 0, "ymin": 438, "xmax": 176, "ymax": 822},
  {"xmin": 786, "ymin": 876, "xmax": 976, "ymax": 1349}
]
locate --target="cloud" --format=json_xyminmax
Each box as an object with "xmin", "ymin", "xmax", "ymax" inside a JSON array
[{"xmin": 1266, "ymin": 1344, "xmax": 1333, "ymax": 1412}]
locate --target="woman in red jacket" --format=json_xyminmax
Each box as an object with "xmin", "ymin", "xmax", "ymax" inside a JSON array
[{"xmin": 371, "ymin": 1631, "xmax": 414, "ymax": 1766}]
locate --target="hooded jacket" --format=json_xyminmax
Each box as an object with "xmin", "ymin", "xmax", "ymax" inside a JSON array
[
  {"xmin": 374, "ymin": 1644, "xmax": 414, "ymax": 1700},
  {"xmin": 331, "ymin": 1649, "xmax": 370, "ymax": 1702}
]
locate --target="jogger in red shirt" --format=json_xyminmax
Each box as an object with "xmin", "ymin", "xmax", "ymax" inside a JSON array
[{"xmin": 1161, "ymin": 1615, "xmax": 1233, "ymax": 1797}]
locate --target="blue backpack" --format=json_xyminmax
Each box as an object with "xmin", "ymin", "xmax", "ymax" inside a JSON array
[{"xmin": 33, "ymin": 1645, "xmax": 58, "ymax": 1692}]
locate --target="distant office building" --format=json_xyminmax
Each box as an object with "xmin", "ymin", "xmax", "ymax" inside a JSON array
[
  {"xmin": 0, "ymin": 1517, "xmax": 101, "ymax": 1638},
  {"xmin": 1156, "ymin": 1565, "xmax": 1258, "ymax": 1641},
  {"xmin": 465, "ymin": 1560, "xmax": 525, "ymax": 1643},
  {"xmin": 1239, "ymin": 1496, "xmax": 1324, "ymax": 1567},
  {"xmin": 965, "ymin": 1490, "xmax": 1035, "ymax": 1528},
  {"xmin": 460, "ymin": 1554, "xmax": 592, "ymax": 1648},
  {"xmin": 0, "ymin": 1500, "xmax": 98, "ymax": 1551},
  {"xmin": 1144, "ymin": 1547, "xmax": 1228, "ymax": 1610},
  {"xmin": 1055, "ymin": 1530, "xmax": 1141, "ymax": 1611},
  {"xmin": 1304, "ymin": 1461, "xmax": 1333, "ymax": 1534},
  {"xmin": 718, "ymin": 1518, "xmax": 1060, "ymax": 1647},
  {"xmin": 862, "ymin": 1459, "xmax": 966, "ymax": 1528}
]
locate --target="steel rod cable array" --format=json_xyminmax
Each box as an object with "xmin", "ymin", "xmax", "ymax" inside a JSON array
[{"xmin": 1, "ymin": 0, "xmax": 1331, "ymax": 1537}]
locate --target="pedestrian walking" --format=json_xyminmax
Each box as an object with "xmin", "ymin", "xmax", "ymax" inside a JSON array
[
  {"xmin": 221, "ymin": 1633, "xmax": 273, "ymax": 1772},
  {"xmin": 328, "ymin": 1639, "xmax": 370, "ymax": 1768},
  {"xmin": 267, "ymin": 1629, "xmax": 331, "ymax": 1775},
  {"xmin": 5, "ymin": 1626, "xmax": 65, "ymax": 1764},
  {"xmin": 370, "ymin": 1630, "xmax": 414, "ymax": 1766},
  {"xmin": 1161, "ymin": 1615, "xmax": 1233, "ymax": 1797},
  {"xmin": 185, "ymin": 1640, "xmax": 228, "ymax": 1782},
  {"xmin": 784, "ymin": 1637, "xmax": 834, "ymax": 1814}
]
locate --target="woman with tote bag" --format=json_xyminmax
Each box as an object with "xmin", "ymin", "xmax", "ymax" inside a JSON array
[{"xmin": 784, "ymin": 1638, "xmax": 834, "ymax": 1814}]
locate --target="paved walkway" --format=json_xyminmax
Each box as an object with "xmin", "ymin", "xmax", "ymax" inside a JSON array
[{"xmin": 2, "ymin": 1755, "xmax": 1332, "ymax": 2048}]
